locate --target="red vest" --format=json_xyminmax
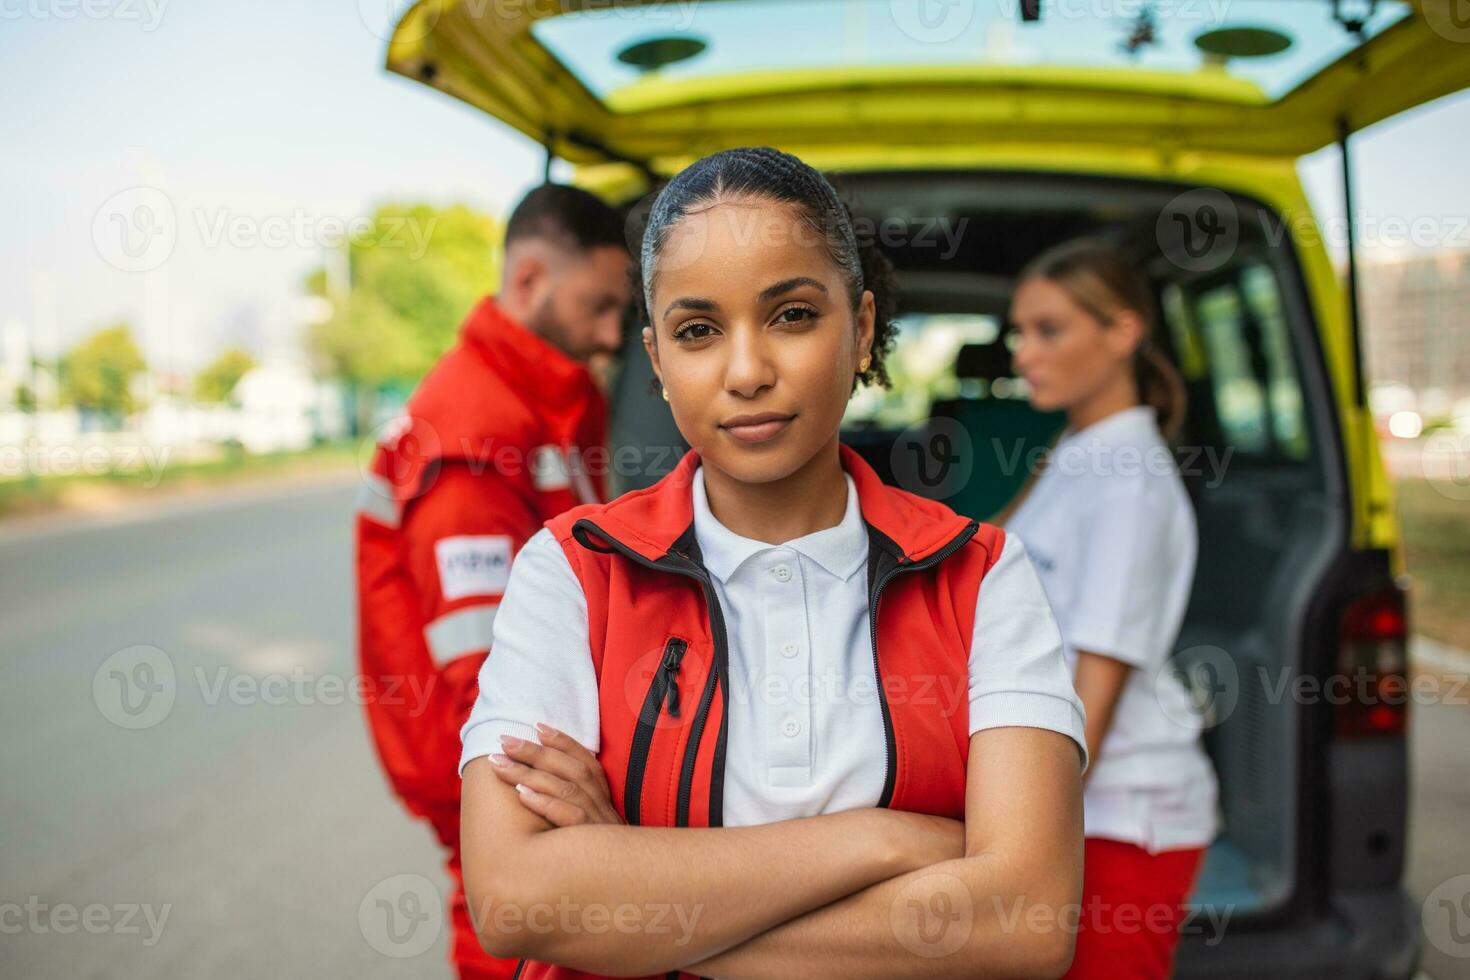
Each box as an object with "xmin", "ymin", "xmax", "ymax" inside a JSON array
[{"xmin": 513, "ymin": 442, "xmax": 1004, "ymax": 980}]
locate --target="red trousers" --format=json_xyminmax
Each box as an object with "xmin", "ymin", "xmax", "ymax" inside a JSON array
[{"xmin": 1063, "ymin": 837, "xmax": 1207, "ymax": 980}]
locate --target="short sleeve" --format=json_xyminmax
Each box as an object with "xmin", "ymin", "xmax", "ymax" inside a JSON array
[
  {"xmin": 968, "ymin": 533, "xmax": 1089, "ymax": 773},
  {"xmin": 1064, "ymin": 485, "xmax": 1179, "ymax": 670},
  {"xmin": 458, "ymin": 526, "xmax": 601, "ymax": 775}
]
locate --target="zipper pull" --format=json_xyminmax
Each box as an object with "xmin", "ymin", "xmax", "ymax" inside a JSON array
[{"xmin": 662, "ymin": 639, "xmax": 686, "ymax": 717}]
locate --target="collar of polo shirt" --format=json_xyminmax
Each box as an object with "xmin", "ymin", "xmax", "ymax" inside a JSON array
[{"xmin": 690, "ymin": 464, "xmax": 867, "ymax": 584}]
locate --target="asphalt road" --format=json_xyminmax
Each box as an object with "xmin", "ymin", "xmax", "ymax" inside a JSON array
[
  {"xmin": 0, "ymin": 479, "xmax": 1466, "ymax": 979},
  {"xmin": 0, "ymin": 478, "xmax": 453, "ymax": 979}
]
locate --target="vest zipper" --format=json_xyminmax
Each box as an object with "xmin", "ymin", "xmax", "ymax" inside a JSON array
[
  {"xmin": 867, "ymin": 520, "xmax": 981, "ymax": 808},
  {"xmin": 662, "ymin": 638, "xmax": 686, "ymax": 717},
  {"xmin": 624, "ymin": 637, "xmax": 687, "ymax": 825}
]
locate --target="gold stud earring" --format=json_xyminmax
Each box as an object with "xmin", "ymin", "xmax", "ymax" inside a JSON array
[
  {"xmin": 661, "ymin": 387, "xmax": 670, "ymax": 402},
  {"xmin": 858, "ymin": 354, "xmax": 871, "ymax": 373}
]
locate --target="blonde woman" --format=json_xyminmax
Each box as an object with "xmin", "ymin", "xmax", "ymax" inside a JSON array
[{"xmin": 1005, "ymin": 239, "xmax": 1219, "ymax": 979}]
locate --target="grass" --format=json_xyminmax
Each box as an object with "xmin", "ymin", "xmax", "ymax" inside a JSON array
[
  {"xmin": 0, "ymin": 441, "xmax": 360, "ymax": 521},
  {"xmin": 1395, "ymin": 478, "xmax": 1470, "ymax": 652}
]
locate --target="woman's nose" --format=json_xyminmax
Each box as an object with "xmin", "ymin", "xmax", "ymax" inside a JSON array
[{"xmin": 723, "ymin": 328, "xmax": 776, "ymax": 397}]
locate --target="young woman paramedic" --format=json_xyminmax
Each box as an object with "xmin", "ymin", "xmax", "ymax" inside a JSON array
[
  {"xmin": 458, "ymin": 146, "xmax": 1091, "ymax": 980},
  {"xmin": 1004, "ymin": 240, "xmax": 1220, "ymax": 980}
]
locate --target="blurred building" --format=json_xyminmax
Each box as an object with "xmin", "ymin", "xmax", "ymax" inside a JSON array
[{"xmin": 1360, "ymin": 249, "xmax": 1470, "ymax": 418}]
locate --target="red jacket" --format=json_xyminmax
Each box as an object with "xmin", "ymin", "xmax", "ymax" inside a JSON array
[
  {"xmin": 356, "ymin": 296, "xmax": 606, "ymax": 979},
  {"xmin": 509, "ymin": 442, "xmax": 1004, "ymax": 980}
]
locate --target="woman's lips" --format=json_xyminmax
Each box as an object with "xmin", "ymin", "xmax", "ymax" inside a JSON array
[{"xmin": 721, "ymin": 416, "xmax": 794, "ymax": 444}]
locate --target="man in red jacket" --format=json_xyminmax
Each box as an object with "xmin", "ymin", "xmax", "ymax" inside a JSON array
[{"xmin": 355, "ymin": 184, "xmax": 630, "ymax": 978}]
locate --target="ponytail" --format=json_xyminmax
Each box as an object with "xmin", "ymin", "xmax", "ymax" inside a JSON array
[{"xmin": 1136, "ymin": 345, "xmax": 1188, "ymax": 441}]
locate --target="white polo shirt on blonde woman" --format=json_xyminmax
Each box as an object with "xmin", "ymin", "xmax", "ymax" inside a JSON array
[
  {"xmin": 460, "ymin": 462, "xmax": 1089, "ymax": 827},
  {"xmin": 1006, "ymin": 404, "xmax": 1219, "ymax": 853}
]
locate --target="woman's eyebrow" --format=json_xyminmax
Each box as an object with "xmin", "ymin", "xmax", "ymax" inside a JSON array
[
  {"xmin": 661, "ymin": 296, "xmax": 718, "ymax": 320},
  {"xmin": 758, "ymin": 276, "xmax": 828, "ymax": 303}
]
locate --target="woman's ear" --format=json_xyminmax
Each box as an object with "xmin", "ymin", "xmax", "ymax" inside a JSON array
[
  {"xmin": 856, "ymin": 289, "xmax": 877, "ymax": 366},
  {"xmin": 1107, "ymin": 309, "xmax": 1147, "ymax": 360},
  {"xmin": 642, "ymin": 325, "xmax": 662, "ymax": 387}
]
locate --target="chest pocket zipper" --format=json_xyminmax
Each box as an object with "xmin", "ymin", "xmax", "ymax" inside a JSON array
[{"xmin": 624, "ymin": 637, "xmax": 688, "ymax": 826}]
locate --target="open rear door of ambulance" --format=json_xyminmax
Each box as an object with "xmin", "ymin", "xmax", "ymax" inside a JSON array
[{"xmin": 383, "ymin": 0, "xmax": 1470, "ymax": 164}]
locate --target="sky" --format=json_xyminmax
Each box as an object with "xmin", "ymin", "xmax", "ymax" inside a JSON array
[{"xmin": 2, "ymin": 0, "xmax": 1468, "ymax": 375}]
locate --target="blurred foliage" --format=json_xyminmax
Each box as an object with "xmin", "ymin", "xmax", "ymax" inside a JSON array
[
  {"xmin": 306, "ymin": 203, "xmax": 500, "ymax": 389},
  {"xmin": 0, "ymin": 441, "xmax": 359, "ymax": 521},
  {"xmin": 195, "ymin": 347, "xmax": 257, "ymax": 403},
  {"xmin": 1395, "ymin": 478, "xmax": 1470, "ymax": 652},
  {"xmin": 60, "ymin": 323, "xmax": 146, "ymax": 419}
]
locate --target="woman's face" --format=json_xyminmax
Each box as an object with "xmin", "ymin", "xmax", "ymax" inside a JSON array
[
  {"xmin": 1009, "ymin": 276, "xmax": 1139, "ymax": 413},
  {"xmin": 643, "ymin": 197, "xmax": 874, "ymax": 486}
]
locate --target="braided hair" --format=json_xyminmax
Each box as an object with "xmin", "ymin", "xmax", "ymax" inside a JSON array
[{"xmin": 634, "ymin": 146, "xmax": 899, "ymax": 394}]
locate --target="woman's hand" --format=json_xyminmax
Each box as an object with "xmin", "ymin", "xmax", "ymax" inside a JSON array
[{"xmin": 488, "ymin": 724, "xmax": 623, "ymax": 827}]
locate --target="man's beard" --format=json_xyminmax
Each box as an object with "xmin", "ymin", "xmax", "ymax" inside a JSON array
[{"xmin": 528, "ymin": 294, "xmax": 588, "ymax": 363}]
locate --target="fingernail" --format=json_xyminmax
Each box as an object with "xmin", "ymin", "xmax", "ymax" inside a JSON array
[
  {"xmin": 535, "ymin": 722, "xmax": 557, "ymax": 737},
  {"xmin": 515, "ymin": 783, "xmax": 536, "ymax": 797},
  {"xmin": 490, "ymin": 753, "xmax": 511, "ymax": 767},
  {"xmin": 500, "ymin": 735, "xmax": 523, "ymax": 749}
]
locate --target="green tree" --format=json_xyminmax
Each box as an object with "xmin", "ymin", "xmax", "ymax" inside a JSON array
[
  {"xmin": 195, "ymin": 347, "xmax": 258, "ymax": 403},
  {"xmin": 13, "ymin": 381, "xmax": 36, "ymax": 411},
  {"xmin": 306, "ymin": 203, "xmax": 500, "ymax": 433},
  {"xmin": 60, "ymin": 323, "xmax": 147, "ymax": 419}
]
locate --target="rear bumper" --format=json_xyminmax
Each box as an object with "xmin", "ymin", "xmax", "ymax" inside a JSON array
[{"xmin": 1174, "ymin": 889, "xmax": 1419, "ymax": 980}]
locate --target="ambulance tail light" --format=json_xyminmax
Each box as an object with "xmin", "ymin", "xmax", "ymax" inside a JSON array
[{"xmin": 1333, "ymin": 583, "xmax": 1409, "ymax": 739}]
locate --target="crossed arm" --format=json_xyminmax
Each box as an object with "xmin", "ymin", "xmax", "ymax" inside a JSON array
[{"xmin": 460, "ymin": 724, "xmax": 1083, "ymax": 979}]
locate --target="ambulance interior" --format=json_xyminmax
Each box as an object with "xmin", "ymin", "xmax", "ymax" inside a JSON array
[{"xmin": 608, "ymin": 169, "xmax": 1347, "ymax": 924}]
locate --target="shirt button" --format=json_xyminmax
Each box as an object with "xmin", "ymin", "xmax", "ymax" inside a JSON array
[
  {"xmin": 781, "ymin": 718, "xmax": 801, "ymax": 738},
  {"xmin": 779, "ymin": 642, "xmax": 799, "ymax": 659},
  {"xmin": 772, "ymin": 565, "xmax": 792, "ymax": 582}
]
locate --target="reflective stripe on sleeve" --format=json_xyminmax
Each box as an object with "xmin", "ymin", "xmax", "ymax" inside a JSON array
[{"xmin": 424, "ymin": 604, "xmax": 499, "ymax": 663}]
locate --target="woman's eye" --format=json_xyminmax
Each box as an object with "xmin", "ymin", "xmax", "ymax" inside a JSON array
[
  {"xmin": 672, "ymin": 322, "xmax": 714, "ymax": 342},
  {"xmin": 775, "ymin": 305, "xmax": 818, "ymax": 325}
]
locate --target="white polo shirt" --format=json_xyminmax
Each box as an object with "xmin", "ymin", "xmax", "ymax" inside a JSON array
[
  {"xmin": 1006, "ymin": 405, "xmax": 1218, "ymax": 852},
  {"xmin": 460, "ymin": 463, "xmax": 1088, "ymax": 827}
]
